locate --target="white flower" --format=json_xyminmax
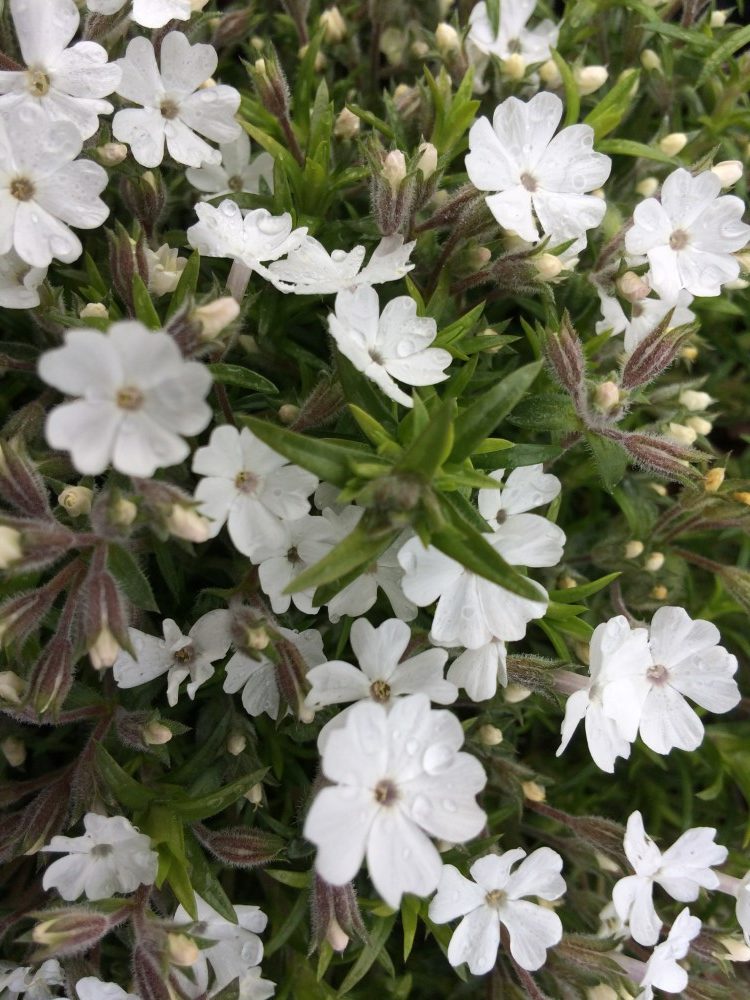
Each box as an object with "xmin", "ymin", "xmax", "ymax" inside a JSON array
[
  {"xmin": 88, "ymin": 0, "xmax": 195, "ymax": 30},
  {"xmin": 612, "ymin": 811, "xmax": 727, "ymax": 946},
  {"xmin": 113, "ymin": 610, "xmax": 230, "ymax": 706},
  {"xmin": 41, "ymin": 813, "xmax": 158, "ymax": 901},
  {"xmin": 466, "ymin": 92, "xmax": 611, "ymax": 244},
  {"xmin": 267, "ymin": 234, "xmax": 415, "ymax": 295},
  {"xmin": 736, "ymin": 871, "xmax": 750, "ymax": 946},
  {"xmin": 328, "ymin": 286, "xmax": 452, "ymax": 408},
  {"xmin": 467, "ymin": 0, "xmax": 559, "ymax": 68},
  {"xmin": 303, "ymin": 694, "xmax": 487, "ymax": 909},
  {"xmin": 638, "ymin": 908, "xmax": 701, "ymax": 1000},
  {"xmin": 257, "ymin": 514, "xmax": 336, "ymax": 614},
  {"xmin": 224, "ymin": 625, "xmax": 325, "ymax": 720},
  {"xmin": 146, "ymin": 243, "xmax": 187, "ymax": 296},
  {"xmin": 173, "ymin": 896, "xmax": 274, "ymax": 1000},
  {"xmin": 187, "ymin": 201, "xmax": 307, "ymax": 273},
  {"xmin": 76, "ymin": 978, "xmax": 138, "ymax": 1000},
  {"xmin": 398, "ymin": 465, "xmax": 565, "ymax": 648},
  {"xmin": 192, "ymin": 424, "xmax": 318, "ymax": 561},
  {"xmin": 0, "ymin": 106, "xmax": 108, "ymax": 268},
  {"xmin": 428, "ymin": 847, "xmax": 565, "ymax": 974},
  {"xmin": 0, "ymin": 960, "xmax": 65, "ymax": 1000},
  {"xmin": 0, "ymin": 0, "xmax": 121, "ymax": 140},
  {"xmin": 595, "ymin": 288, "xmax": 696, "ymax": 353},
  {"xmin": 447, "ymin": 640, "xmax": 508, "ymax": 702},
  {"xmin": 601, "ymin": 606, "xmax": 741, "ymax": 756},
  {"xmin": 38, "ymin": 322, "xmax": 212, "ymax": 477},
  {"xmin": 0, "ymin": 249, "xmax": 45, "ymax": 308},
  {"xmin": 112, "ymin": 32, "xmax": 241, "ymax": 168},
  {"xmin": 186, "ymin": 131, "xmax": 274, "ymax": 199},
  {"xmin": 624, "ymin": 168, "xmax": 750, "ymax": 300}
]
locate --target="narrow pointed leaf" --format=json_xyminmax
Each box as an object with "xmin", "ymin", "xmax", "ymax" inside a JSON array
[{"xmin": 285, "ymin": 518, "xmax": 398, "ymax": 594}]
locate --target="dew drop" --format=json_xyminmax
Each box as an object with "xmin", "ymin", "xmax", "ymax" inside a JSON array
[
  {"xmin": 423, "ymin": 742, "xmax": 454, "ymax": 775},
  {"xmin": 442, "ymin": 798, "xmax": 457, "ymax": 813},
  {"xmin": 405, "ymin": 737, "xmax": 419, "ymax": 756}
]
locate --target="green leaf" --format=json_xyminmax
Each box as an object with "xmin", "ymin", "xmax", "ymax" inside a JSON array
[
  {"xmin": 549, "ymin": 572, "xmax": 621, "ymax": 603},
  {"xmin": 131, "ymin": 274, "xmax": 161, "ymax": 329},
  {"xmin": 551, "ymin": 49, "xmax": 580, "ymax": 126},
  {"xmin": 432, "ymin": 525, "xmax": 544, "ymax": 602},
  {"xmin": 511, "ymin": 393, "xmax": 579, "ymax": 432},
  {"xmin": 585, "ymin": 433, "xmax": 629, "ymax": 492},
  {"xmin": 336, "ymin": 350, "xmax": 394, "ymax": 425},
  {"xmin": 451, "ymin": 361, "xmax": 542, "ymax": 463},
  {"xmin": 166, "ymin": 250, "xmax": 200, "ymax": 318},
  {"xmin": 396, "ymin": 398, "xmax": 455, "ymax": 479},
  {"xmin": 211, "ymin": 982, "xmax": 240, "ymax": 1000},
  {"xmin": 485, "ymin": 0, "xmax": 500, "ymax": 34},
  {"xmin": 170, "ymin": 768, "xmax": 267, "ymax": 822},
  {"xmin": 337, "ymin": 915, "xmax": 396, "ymax": 996},
  {"xmin": 698, "ymin": 24, "xmax": 750, "ymax": 84},
  {"xmin": 641, "ymin": 20, "xmax": 714, "ymax": 51},
  {"xmin": 184, "ymin": 831, "xmax": 237, "ymax": 924},
  {"xmin": 107, "ymin": 544, "xmax": 158, "ymax": 612},
  {"xmin": 596, "ymin": 138, "xmax": 677, "ymax": 166},
  {"xmin": 209, "ymin": 363, "xmax": 278, "ymax": 394},
  {"xmin": 348, "ymin": 405, "xmax": 399, "ymax": 453},
  {"xmin": 285, "ymin": 516, "xmax": 398, "ymax": 594},
  {"xmin": 584, "ymin": 69, "xmax": 640, "ymax": 140},
  {"xmin": 95, "ymin": 745, "xmax": 156, "ymax": 810},
  {"xmin": 402, "ymin": 896, "xmax": 420, "ymax": 962}
]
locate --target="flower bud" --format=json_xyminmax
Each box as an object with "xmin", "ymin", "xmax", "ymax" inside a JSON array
[
  {"xmin": 194, "ymin": 296, "xmax": 240, "ymax": 340},
  {"xmin": 411, "ymin": 40, "xmax": 429, "ymax": 58},
  {"xmin": 89, "ymin": 627, "xmax": 121, "ymax": 670},
  {"xmin": 651, "ymin": 584, "xmax": 668, "ymax": 600},
  {"xmin": 640, "ymin": 49, "xmax": 662, "ymax": 71},
  {"xmin": 143, "ymin": 720, "xmax": 173, "ymax": 745},
  {"xmin": 543, "ymin": 316, "xmax": 586, "ymax": 408},
  {"xmin": 79, "ymin": 302, "xmax": 109, "ymax": 319},
  {"xmin": 245, "ymin": 624, "xmax": 270, "ymax": 650},
  {"xmin": 96, "ymin": 142, "xmax": 128, "ymax": 166},
  {"xmin": 166, "ymin": 504, "xmax": 211, "ymax": 543},
  {"xmin": 658, "ymin": 132, "xmax": 688, "ymax": 156},
  {"xmin": 587, "ymin": 987, "xmax": 619, "ymax": 1000},
  {"xmin": 0, "ymin": 671, "xmax": 25, "ymax": 703},
  {"xmin": 110, "ymin": 496, "xmax": 138, "ymax": 527},
  {"xmin": 227, "ymin": 732, "xmax": 247, "ymax": 756},
  {"xmin": 667, "ymin": 421, "xmax": 698, "ymax": 446},
  {"xmin": 522, "ymin": 780, "xmax": 546, "ymax": 802},
  {"xmin": 416, "ymin": 141, "xmax": 438, "ymax": 180},
  {"xmin": 686, "ymin": 415, "xmax": 712, "ymax": 436},
  {"xmin": 310, "ymin": 875, "xmax": 366, "ymax": 954},
  {"xmin": 704, "ymin": 467, "xmax": 725, "ymax": 492},
  {"xmin": 645, "ymin": 552, "xmax": 665, "ymax": 572},
  {"xmin": 435, "ymin": 22, "xmax": 460, "ymax": 57},
  {"xmin": 479, "ymin": 724, "xmax": 503, "ymax": 746},
  {"xmin": 681, "ymin": 345, "xmax": 698, "ymax": 362},
  {"xmin": 326, "ymin": 917, "xmax": 349, "ymax": 952},
  {"xmin": 277, "ymin": 403, "xmax": 300, "ymax": 426},
  {"xmin": 168, "ymin": 933, "xmax": 200, "ymax": 967},
  {"xmin": 624, "ymin": 540, "xmax": 644, "ymax": 559},
  {"xmin": 725, "ymin": 277, "xmax": 749, "ymax": 290},
  {"xmin": 710, "ymin": 9, "xmax": 728, "ymax": 27},
  {"xmin": 504, "ymin": 683, "xmax": 532, "ymax": 703},
  {"xmin": 732, "ymin": 491, "xmax": 750, "ymax": 507},
  {"xmin": 193, "ymin": 822, "xmax": 283, "ymax": 867},
  {"xmin": 649, "ymin": 482, "xmax": 668, "ymax": 496},
  {"xmin": 0, "ymin": 526, "xmax": 22, "ymax": 569},
  {"xmin": 636, "ymin": 176, "xmax": 659, "ymax": 197},
  {"xmin": 558, "ymin": 575, "xmax": 578, "ymax": 589},
  {"xmin": 245, "ymin": 782, "xmax": 263, "ymax": 805},
  {"xmin": 679, "ymin": 389, "xmax": 712, "ymax": 411},
  {"xmin": 617, "ymin": 270, "xmax": 650, "ymax": 301},
  {"xmin": 539, "ymin": 59, "xmax": 562, "ymax": 86},
  {"xmin": 334, "ymin": 107, "xmax": 360, "ymax": 139},
  {"xmin": 250, "ymin": 49, "xmax": 291, "ymax": 121},
  {"xmin": 382, "ymin": 150, "xmax": 407, "ymax": 192},
  {"xmin": 58, "ymin": 485, "xmax": 92, "ymax": 517},
  {"xmin": 31, "ymin": 909, "xmax": 114, "ymax": 957},
  {"xmin": 2, "ymin": 736, "xmax": 26, "ymax": 767},
  {"xmin": 319, "ymin": 6, "xmax": 346, "ymax": 43},
  {"xmin": 711, "ymin": 160, "xmax": 743, "ymax": 188},
  {"xmin": 535, "ymin": 253, "xmax": 563, "ymax": 280},
  {"xmin": 574, "ymin": 65, "xmax": 608, "ymax": 95},
  {"xmin": 716, "ymin": 937, "xmax": 750, "ymax": 962},
  {"xmin": 594, "ymin": 380, "xmax": 621, "ymax": 414},
  {"xmin": 502, "ymin": 53, "xmax": 526, "ymax": 80}
]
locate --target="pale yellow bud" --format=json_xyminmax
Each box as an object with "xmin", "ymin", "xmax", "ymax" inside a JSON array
[
  {"xmin": 194, "ymin": 297, "xmax": 240, "ymax": 340},
  {"xmin": 250, "ymin": 36, "xmax": 264, "ymax": 51},
  {"xmin": 651, "ymin": 584, "xmax": 668, "ymax": 600},
  {"xmin": 416, "ymin": 141, "xmax": 438, "ymax": 180},
  {"xmin": 725, "ymin": 277, "xmax": 749, "ymax": 290},
  {"xmin": 539, "ymin": 59, "xmax": 562, "ymax": 87},
  {"xmin": 535, "ymin": 253, "xmax": 563, "ymax": 280},
  {"xmin": 617, "ymin": 270, "xmax": 650, "ymax": 301},
  {"xmin": 96, "ymin": 142, "xmax": 128, "ymax": 166},
  {"xmin": 0, "ymin": 671, "xmax": 25, "ymax": 704},
  {"xmin": 710, "ymin": 10, "xmax": 728, "ymax": 27},
  {"xmin": 142, "ymin": 170, "xmax": 158, "ymax": 191},
  {"xmin": 732, "ymin": 491, "xmax": 750, "ymax": 507},
  {"xmin": 704, "ymin": 467, "xmax": 725, "ymax": 492},
  {"xmin": 79, "ymin": 302, "xmax": 109, "ymax": 320},
  {"xmin": 89, "ymin": 627, "xmax": 120, "ymax": 671},
  {"xmin": 711, "ymin": 160, "xmax": 743, "ymax": 188},
  {"xmin": 558, "ymin": 575, "xmax": 578, "ymax": 589},
  {"xmin": 667, "ymin": 422, "xmax": 697, "ymax": 446},
  {"xmin": 410, "ymin": 40, "xmax": 430, "ymax": 59},
  {"xmin": 0, "ymin": 526, "xmax": 22, "ymax": 569},
  {"xmin": 382, "ymin": 150, "xmax": 407, "ymax": 191},
  {"xmin": 679, "ymin": 389, "xmax": 712, "ymax": 411},
  {"xmin": 574, "ymin": 641, "xmax": 590, "ymax": 666},
  {"xmin": 645, "ymin": 552, "xmax": 665, "ymax": 572},
  {"xmin": 58, "ymin": 485, "xmax": 93, "ymax": 517},
  {"xmin": 227, "ymin": 733, "xmax": 247, "ymax": 756},
  {"xmin": 278, "ymin": 403, "xmax": 300, "ymax": 425},
  {"xmin": 522, "ymin": 780, "xmax": 546, "ymax": 802},
  {"xmin": 168, "ymin": 933, "xmax": 200, "ymax": 967},
  {"xmin": 2, "ymin": 736, "xmax": 26, "ymax": 767},
  {"xmin": 681, "ymin": 345, "xmax": 698, "ymax": 362},
  {"xmin": 111, "ymin": 497, "xmax": 138, "ymax": 527},
  {"xmin": 326, "ymin": 917, "xmax": 349, "ymax": 952},
  {"xmin": 574, "ymin": 65, "xmax": 608, "ymax": 96},
  {"xmin": 624, "ymin": 540, "xmax": 644, "ymax": 559},
  {"xmin": 479, "ymin": 724, "xmax": 503, "ymax": 746},
  {"xmin": 636, "ymin": 176, "xmax": 659, "ymax": 197},
  {"xmin": 334, "ymin": 107, "xmax": 360, "ymax": 140},
  {"xmin": 649, "ymin": 483, "xmax": 668, "ymax": 496},
  {"xmin": 594, "ymin": 851, "xmax": 620, "ymax": 873},
  {"xmin": 658, "ymin": 132, "xmax": 688, "ymax": 156},
  {"xmin": 594, "ymin": 380, "xmax": 621, "ymax": 413},
  {"xmin": 504, "ymin": 683, "xmax": 532, "ymax": 703},
  {"xmin": 142, "ymin": 720, "xmax": 173, "ymax": 745},
  {"xmin": 190, "ymin": 0, "xmax": 209, "ymax": 10},
  {"xmin": 686, "ymin": 415, "xmax": 712, "ymax": 436},
  {"xmin": 166, "ymin": 505, "xmax": 211, "ymax": 543},
  {"xmin": 245, "ymin": 625, "xmax": 269, "ymax": 651},
  {"xmin": 244, "ymin": 782, "xmax": 263, "ymax": 805},
  {"xmin": 587, "ymin": 987, "xmax": 619, "ymax": 1000},
  {"xmin": 502, "ymin": 53, "xmax": 526, "ymax": 80},
  {"xmin": 198, "ymin": 77, "xmax": 217, "ymax": 90},
  {"xmin": 640, "ymin": 49, "xmax": 662, "ymax": 71},
  {"xmin": 319, "ymin": 6, "xmax": 347, "ymax": 43},
  {"xmin": 299, "ymin": 704, "xmax": 316, "ymax": 724},
  {"xmin": 737, "ymin": 251, "xmax": 750, "ymax": 274},
  {"xmin": 715, "ymin": 936, "xmax": 750, "ymax": 961},
  {"xmin": 435, "ymin": 22, "xmax": 460, "ymax": 56},
  {"xmin": 436, "ymin": 838, "xmax": 455, "ymax": 853}
]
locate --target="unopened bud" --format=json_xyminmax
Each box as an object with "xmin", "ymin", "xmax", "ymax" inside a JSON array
[
  {"xmin": 710, "ymin": 9, "xmax": 728, "ymax": 27},
  {"xmin": 168, "ymin": 933, "xmax": 200, "ymax": 967},
  {"xmin": 502, "ymin": 53, "xmax": 526, "ymax": 80},
  {"xmin": 539, "ymin": 59, "xmax": 562, "ymax": 86},
  {"xmin": 636, "ymin": 176, "xmax": 659, "ymax": 197},
  {"xmin": 166, "ymin": 505, "xmax": 211, "ymax": 543},
  {"xmin": 649, "ymin": 483, "xmax": 668, "ymax": 496},
  {"xmin": 558, "ymin": 575, "xmax": 578, "ymax": 589},
  {"xmin": 334, "ymin": 107, "xmax": 360, "ymax": 139},
  {"xmin": 535, "ymin": 253, "xmax": 563, "ymax": 280},
  {"xmin": 194, "ymin": 296, "xmax": 240, "ymax": 340},
  {"xmin": 686, "ymin": 415, "xmax": 712, "ymax": 436},
  {"xmin": 245, "ymin": 624, "xmax": 270, "ymax": 651},
  {"xmin": 587, "ymin": 986, "xmax": 619, "ymax": 1000},
  {"xmin": 416, "ymin": 141, "xmax": 438, "ymax": 181},
  {"xmin": 278, "ymin": 403, "xmax": 300, "ymax": 425},
  {"xmin": 382, "ymin": 150, "xmax": 407, "ymax": 192},
  {"xmin": 617, "ymin": 270, "xmax": 650, "ymax": 301},
  {"xmin": 0, "ymin": 671, "xmax": 25, "ymax": 703},
  {"xmin": 326, "ymin": 917, "xmax": 349, "ymax": 952},
  {"xmin": 0, "ymin": 526, "xmax": 22, "ymax": 569},
  {"xmin": 640, "ymin": 49, "xmax": 662, "ymax": 71},
  {"xmin": 716, "ymin": 936, "xmax": 750, "ymax": 962},
  {"xmin": 625, "ymin": 540, "xmax": 644, "ymax": 559},
  {"xmin": 319, "ymin": 6, "xmax": 346, "ymax": 43},
  {"xmin": 594, "ymin": 851, "xmax": 620, "ymax": 874},
  {"xmin": 594, "ymin": 380, "xmax": 621, "ymax": 413},
  {"xmin": 658, "ymin": 132, "xmax": 688, "ymax": 156},
  {"xmin": 89, "ymin": 627, "xmax": 120, "ymax": 670},
  {"xmin": 2, "ymin": 736, "xmax": 26, "ymax": 767},
  {"xmin": 244, "ymin": 783, "xmax": 263, "ymax": 805},
  {"xmin": 111, "ymin": 497, "xmax": 138, "ymax": 527},
  {"xmin": 704, "ymin": 467, "xmax": 725, "ymax": 492},
  {"xmin": 143, "ymin": 720, "xmax": 173, "ymax": 745},
  {"xmin": 651, "ymin": 584, "xmax": 668, "ymax": 600},
  {"xmin": 711, "ymin": 160, "xmax": 743, "ymax": 188},
  {"xmin": 411, "ymin": 40, "xmax": 429, "ymax": 58},
  {"xmin": 645, "ymin": 552, "xmax": 665, "ymax": 572},
  {"xmin": 522, "ymin": 780, "xmax": 546, "ymax": 802},
  {"xmin": 96, "ymin": 142, "xmax": 128, "ymax": 166},
  {"xmin": 574, "ymin": 65, "xmax": 608, "ymax": 95},
  {"xmin": 667, "ymin": 422, "xmax": 698, "ymax": 446},
  {"xmin": 504, "ymin": 683, "xmax": 532, "ymax": 703},
  {"xmin": 726, "ymin": 277, "xmax": 749, "ymax": 290},
  {"xmin": 32, "ymin": 910, "xmax": 112, "ymax": 955},
  {"xmin": 732, "ymin": 491, "xmax": 750, "ymax": 507},
  {"xmin": 679, "ymin": 389, "xmax": 712, "ymax": 411},
  {"xmin": 79, "ymin": 302, "xmax": 109, "ymax": 319},
  {"xmin": 58, "ymin": 485, "xmax": 93, "ymax": 517},
  {"xmin": 435, "ymin": 22, "xmax": 460, "ymax": 57},
  {"xmin": 479, "ymin": 724, "xmax": 503, "ymax": 746},
  {"xmin": 299, "ymin": 703, "xmax": 315, "ymax": 724},
  {"xmin": 227, "ymin": 732, "xmax": 247, "ymax": 756},
  {"xmin": 681, "ymin": 345, "xmax": 698, "ymax": 362}
]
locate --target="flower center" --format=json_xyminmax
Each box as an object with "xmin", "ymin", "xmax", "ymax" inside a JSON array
[
  {"xmin": 160, "ymin": 98, "xmax": 180, "ymax": 120},
  {"xmin": 373, "ymin": 779, "xmax": 399, "ymax": 806},
  {"xmin": 520, "ymin": 171, "xmax": 538, "ymax": 192},
  {"xmin": 632, "ymin": 303, "xmax": 644, "ymax": 318},
  {"xmin": 9, "ymin": 176, "xmax": 35, "ymax": 202},
  {"xmin": 494, "ymin": 509, "xmax": 507, "ymax": 526},
  {"xmin": 235, "ymin": 469, "xmax": 259, "ymax": 494},
  {"xmin": 90, "ymin": 843, "xmax": 114, "ymax": 858},
  {"xmin": 26, "ymin": 68, "xmax": 51, "ymax": 97},
  {"xmin": 646, "ymin": 663, "xmax": 669, "ymax": 686},
  {"xmin": 507, "ymin": 37, "xmax": 522, "ymax": 53},
  {"xmin": 484, "ymin": 889, "xmax": 507, "ymax": 908},
  {"xmin": 368, "ymin": 348, "xmax": 384, "ymax": 364},
  {"xmin": 287, "ymin": 546, "xmax": 301, "ymax": 565},
  {"xmin": 173, "ymin": 644, "xmax": 194, "ymax": 664},
  {"xmin": 116, "ymin": 385, "xmax": 144, "ymax": 410},
  {"xmin": 669, "ymin": 229, "xmax": 689, "ymax": 251},
  {"xmin": 369, "ymin": 679, "xmax": 391, "ymax": 703},
  {"xmin": 228, "ymin": 174, "xmax": 244, "ymax": 192}
]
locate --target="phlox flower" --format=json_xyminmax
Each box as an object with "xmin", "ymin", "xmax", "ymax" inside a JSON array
[
  {"xmin": 187, "ymin": 201, "xmax": 307, "ymax": 275},
  {"xmin": 625, "ymin": 167, "xmax": 750, "ymax": 300},
  {"xmin": 736, "ymin": 872, "xmax": 750, "ymax": 947},
  {"xmin": 428, "ymin": 847, "xmax": 565, "ymax": 974},
  {"xmin": 612, "ymin": 811, "xmax": 727, "ymax": 946},
  {"xmin": 257, "ymin": 513, "xmax": 337, "ymax": 615},
  {"xmin": 328, "ymin": 285, "xmax": 452, "ymax": 408},
  {"xmin": 113, "ymin": 32, "xmax": 241, "ymax": 168},
  {"xmin": 267, "ymin": 234, "xmax": 415, "ymax": 295},
  {"xmin": 88, "ymin": 0, "xmax": 202, "ymax": 30},
  {"xmin": 186, "ymin": 131, "xmax": 274, "ymax": 199},
  {"xmin": 0, "ymin": 0, "xmax": 121, "ymax": 140},
  {"xmin": 113, "ymin": 609, "xmax": 231, "ymax": 706},
  {"xmin": 447, "ymin": 639, "xmax": 507, "ymax": 702},
  {"xmin": 595, "ymin": 287, "xmax": 696, "ymax": 353},
  {"xmin": 637, "ymin": 908, "xmax": 701, "ymax": 1000},
  {"xmin": 38, "ymin": 322, "xmax": 213, "ymax": 478},
  {"xmin": 466, "ymin": 92, "xmax": 611, "ymax": 244},
  {"xmin": 0, "ymin": 960, "xmax": 65, "ymax": 1000},
  {"xmin": 0, "ymin": 249, "xmax": 45, "ymax": 308},
  {"xmin": 467, "ymin": 0, "xmax": 559, "ymax": 76},
  {"xmin": 303, "ymin": 694, "xmax": 487, "ymax": 909},
  {"xmin": 76, "ymin": 978, "xmax": 138, "ymax": 1000},
  {"xmin": 145, "ymin": 244, "xmax": 187, "ymax": 297},
  {"xmin": 41, "ymin": 813, "xmax": 158, "ymax": 901}
]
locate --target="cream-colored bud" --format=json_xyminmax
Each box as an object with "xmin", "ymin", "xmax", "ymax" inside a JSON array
[
  {"xmin": 111, "ymin": 497, "xmax": 138, "ymax": 527},
  {"xmin": 710, "ymin": 9, "xmax": 728, "ymax": 27},
  {"xmin": 0, "ymin": 671, "xmax": 25, "ymax": 704},
  {"xmin": 590, "ymin": 187, "xmax": 605, "ymax": 200},
  {"xmin": 299, "ymin": 704, "xmax": 316, "ymax": 724},
  {"xmin": 679, "ymin": 389, "xmax": 712, "ymax": 411},
  {"xmin": 725, "ymin": 277, "xmax": 749, "ymax": 290},
  {"xmin": 58, "ymin": 485, "xmax": 93, "ymax": 517},
  {"xmin": 79, "ymin": 302, "xmax": 109, "ymax": 320},
  {"xmin": 574, "ymin": 641, "xmax": 590, "ymax": 666},
  {"xmin": 142, "ymin": 170, "xmax": 158, "ymax": 191},
  {"xmin": 502, "ymin": 53, "xmax": 526, "ymax": 80},
  {"xmin": 278, "ymin": 403, "xmax": 300, "ymax": 425},
  {"xmin": 716, "ymin": 936, "xmax": 750, "ymax": 962},
  {"xmin": 479, "ymin": 724, "xmax": 503, "ymax": 746},
  {"xmin": 640, "ymin": 49, "xmax": 662, "ymax": 71},
  {"xmin": 658, "ymin": 132, "xmax": 688, "ymax": 156},
  {"xmin": 624, "ymin": 540, "xmax": 644, "ymax": 559},
  {"xmin": 504, "ymin": 683, "xmax": 532, "ymax": 704},
  {"xmin": 435, "ymin": 22, "xmax": 460, "ymax": 56},
  {"xmin": 319, "ymin": 6, "xmax": 347, "ymax": 43},
  {"xmin": 96, "ymin": 142, "xmax": 128, "ymax": 167},
  {"xmin": 254, "ymin": 57, "xmax": 267, "ymax": 76},
  {"xmin": 436, "ymin": 839, "xmax": 455, "ymax": 853},
  {"xmin": 168, "ymin": 933, "xmax": 200, "ymax": 967},
  {"xmin": 587, "ymin": 987, "xmax": 619, "ymax": 1000},
  {"xmin": 190, "ymin": 0, "xmax": 209, "ymax": 10},
  {"xmin": 245, "ymin": 625, "xmax": 269, "ymax": 651},
  {"xmin": 704, "ymin": 467, "xmax": 725, "ymax": 492},
  {"xmin": 227, "ymin": 733, "xmax": 247, "ymax": 756},
  {"xmin": 535, "ymin": 253, "xmax": 563, "ymax": 280},
  {"xmin": 89, "ymin": 627, "xmax": 120, "ymax": 671},
  {"xmin": 198, "ymin": 78, "xmax": 217, "ymax": 90},
  {"xmin": 166, "ymin": 505, "xmax": 211, "ymax": 543},
  {"xmin": 651, "ymin": 584, "xmax": 668, "ymax": 600},
  {"xmin": 250, "ymin": 36, "xmax": 264, "ymax": 51},
  {"xmin": 649, "ymin": 483, "xmax": 668, "ymax": 496},
  {"xmin": 681, "ymin": 345, "xmax": 698, "ymax": 362},
  {"xmin": 732, "ymin": 491, "xmax": 750, "ymax": 507},
  {"xmin": 539, "ymin": 59, "xmax": 562, "ymax": 87},
  {"xmin": 326, "ymin": 918, "xmax": 349, "ymax": 953},
  {"xmin": 245, "ymin": 782, "xmax": 263, "ymax": 805},
  {"xmin": 465, "ymin": 246, "xmax": 491, "ymax": 270},
  {"xmin": 416, "ymin": 141, "xmax": 438, "ymax": 180},
  {"xmin": 2, "ymin": 736, "xmax": 26, "ymax": 767},
  {"xmin": 636, "ymin": 176, "xmax": 659, "ymax": 197},
  {"xmin": 686, "ymin": 415, "xmax": 712, "ymax": 436},
  {"xmin": 382, "ymin": 150, "xmax": 407, "ymax": 192},
  {"xmin": 645, "ymin": 552, "xmax": 665, "ymax": 572},
  {"xmin": 594, "ymin": 380, "xmax": 621, "ymax": 413},
  {"xmin": 617, "ymin": 270, "xmax": 650, "ymax": 301},
  {"xmin": 711, "ymin": 159, "xmax": 743, "ymax": 188},
  {"xmin": 522, "ymin": 780, "xmax": 546, "ymax": 802},
  {"xmin": 334, "ymin": 107, "xmax": 360, "ymax": 139},
  {"xmin": 594, "ymin": 851, "xmax": 620, "ymax": 874},
  {"xmin": 410, "ymin": 40, "xmax": 430, "ymax": 58},
  {"xmin": 143, "ymin": 721, "xmax": 172, "ymax": 745},
  {"xmin": 737, "ymin": 251, "xmax": 750, "ymax": 274},
  {"xmin": 667, "ymin": 422, "xmax": 697, "ymax": 446},
  {"xmin": 0, "ymin": 526, "xmax": 22, "ymax": 569},
  {"xmin": 194, "ymin": 297, "xmax": 240, "ymax": 340},
  {"xmin": 558, "ymin": 575, "xmax": 578, "ymax": 589},
  {"xmin": 574, "ymin": 65, "xmax": 608, "ymax": 96}
]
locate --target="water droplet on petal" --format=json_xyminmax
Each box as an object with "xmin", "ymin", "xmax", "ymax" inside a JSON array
[{"xmin": 422, "ymin": 742, "xmax": 455, "ymax": 775}]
